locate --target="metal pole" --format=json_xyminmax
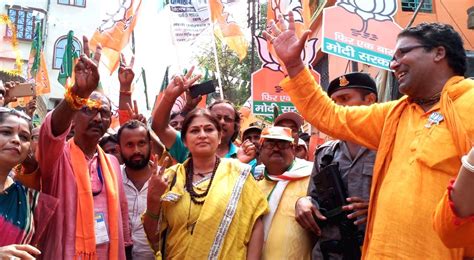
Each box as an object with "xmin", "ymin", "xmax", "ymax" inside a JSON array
[
  {"xmin": 207, "ymin": 0, "xmax": 225, "ymax": 99},
  {"xmin": 211, "ymin": 29, "xmax": 225, "ymax": 99},
  {"xmin": 141, "ymin": 67, "xmax": 150, "ymax": 110},
  {"xmin": 406, "ymin": 0, "xmax": 426, "ymax": 28},
  {"xmin": 250, "ymin": 0, "xmax": 256, "ymax": 73}
]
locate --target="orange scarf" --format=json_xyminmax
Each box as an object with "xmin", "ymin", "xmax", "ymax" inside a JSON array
[
  {"xmin": 69, "ymin": 139, "xmax": 120, "ymax": 259},
  {"xmin": 362, "ymin": 76, "xmax": 473, "ymax": 257}
]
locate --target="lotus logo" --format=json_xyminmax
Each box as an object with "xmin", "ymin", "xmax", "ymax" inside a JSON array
[
  {"xmin": 271, "ymin": 0, "xmax": 304, "ymax": 24},
  {"xmin": 337, "ymin": 0, "xmax": 397, "ymax": 40},
  {"xmin": 98, "ymin": 0, "xmax": 134, "ymax": 33},
  {"xmin": 255, "ymin": 35, "xmax": 318, "ymax": 73}
]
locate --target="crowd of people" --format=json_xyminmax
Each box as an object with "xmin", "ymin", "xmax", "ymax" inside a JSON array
[{"xmin": 0, "ymin": 11, "xmax": 473, "ymax": 260}]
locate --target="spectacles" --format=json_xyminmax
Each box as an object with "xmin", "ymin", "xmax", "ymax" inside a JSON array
[
  {"xmin": 80, "ymin": 106, "xmax": 112, "ymax": 118},
  {"xmin": 0, "ymin": 107, "xmax": 31, "ymax": 121},
  {"xmin": 215, "ymin": 114, "xmax": 235, "ymax": 123},
  {"xmin": 262, "ymin": 139, "xmax": 292, "ymax": 150},
  {"xmin": 391, "ymin": 45, "xmax": 430, "ymax": 63}
]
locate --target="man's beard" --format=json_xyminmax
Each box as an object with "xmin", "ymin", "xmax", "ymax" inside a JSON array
[{"xmin": 122, "ymin": 151, "xmax": 151, "ymax": 170}]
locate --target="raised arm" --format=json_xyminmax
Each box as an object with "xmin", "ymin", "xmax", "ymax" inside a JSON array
[
  {"xmin": 118, "ymin": 54, "xmax": 135, "ymax": 124},
  {"xmin": 151, "ymin": 67, "xmax": 200, "ymax": 148},
  {"xmin": 143, "ymin": 156, "xmax": 169, "ymax": 252},
  {"xmin": 51, "ymin": 36, "xmax": 101, "ymax": 137},
  {"xmin": 264, "ymin": 12, "xmax": 391, "ymax": 150}
]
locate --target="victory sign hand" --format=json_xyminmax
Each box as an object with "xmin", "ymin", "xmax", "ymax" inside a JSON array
[{"xmin": 73, "ymin": 36, "xmax": 101, "ymax": 98}]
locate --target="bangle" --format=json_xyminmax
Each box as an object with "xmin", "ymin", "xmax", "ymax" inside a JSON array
[
  {"xmin": 461, "ymin": 155, "xmax": 474, "ymax": 172},
  {"xmin": 64, "ymin": 86, "xmax": 88, "ymax": 110},
  {"xmin": 120, "ymin": 90, "xmax": 132, "ymax": 96},
  {"xmin": 144, "ymin": 209, "xmax": 160, "ymax": 220}
]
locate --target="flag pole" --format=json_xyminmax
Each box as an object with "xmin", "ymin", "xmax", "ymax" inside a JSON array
[
  {"xmin": 211, "ymin": 32, "xmax": 224, "ymax": 100},
  {"xmin": 208, "ymin": 2, "xmax": 225, "ymax": 100}
]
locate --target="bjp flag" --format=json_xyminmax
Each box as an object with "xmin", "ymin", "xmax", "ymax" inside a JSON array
[
  {"xmin": 267, "ymin": 0, "xmax": 311, "ymax": 35},
  {"xmin": 89, "ymin": 0, "xmax": 142, "ymax": 74},
  {"xmin": 35, "ymin": 52, "xmax": 50, "ymax": 94},
  {"xmin": 209, "ymin": 0, "xmax": 248, "ymax": 61}
]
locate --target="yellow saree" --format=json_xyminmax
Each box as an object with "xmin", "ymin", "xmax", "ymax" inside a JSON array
[{"xmin": 158, "ymin": 158, "xmax": 268, "ymax": 259}]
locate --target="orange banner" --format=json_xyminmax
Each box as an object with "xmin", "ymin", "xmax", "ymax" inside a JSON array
[{"xmin": 90, "ymin": 0, "xmax": 142, "ymax": 74}]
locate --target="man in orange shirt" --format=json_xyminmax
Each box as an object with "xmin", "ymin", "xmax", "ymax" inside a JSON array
[{"xmin": 264, "ymin": 14, "xmax": 474, "ymax": 259}]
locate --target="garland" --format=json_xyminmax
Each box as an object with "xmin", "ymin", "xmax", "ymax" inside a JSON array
[{"xmin": 0, "ymin": 14, "xmax": 23, "ymax": 76}]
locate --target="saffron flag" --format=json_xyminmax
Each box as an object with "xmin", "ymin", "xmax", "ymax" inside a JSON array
[
  {"xmin": 28, "ymin": 22, "xmax": 50, "ymax": 94},
  {"xmin": 57, "ymin": 30, "xmax": 79, "ymax": 86},
  {"xmin": 89, "ymin": 0, "xmax": 142, "ymax": 74},
  {"xmin": 209, "ymin": 0, "xmax": 248, "ymax": 61},
  {"xmin": 267, "ymin": 0, "xmax": 311, "ymax": 35},
  {"xmin": 34, "ymin": 52, "xmax": 50, "ymax": 94}
]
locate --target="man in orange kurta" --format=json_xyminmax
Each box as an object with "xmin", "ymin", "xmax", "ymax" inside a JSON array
[{"xmin": 265, "ymin": 15, "xmax": 474, "ymax": 259}]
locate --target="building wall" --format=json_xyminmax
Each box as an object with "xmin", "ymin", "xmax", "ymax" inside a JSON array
[
  {"xmin": 394, "ymin": 0, "xmax": 474, "ymax": 50},
  {"xmin": 44, "ymin": 1, "xmax": 104, "ymax": 101},
  {"xmin": 0, "ymin": 1, "xmax": 48, "ymax": 75}
]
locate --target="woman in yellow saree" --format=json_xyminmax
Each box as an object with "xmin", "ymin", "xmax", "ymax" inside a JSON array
[{"xmin": 144, "ymin": 105, "xmax": 268, "ymax": 260}]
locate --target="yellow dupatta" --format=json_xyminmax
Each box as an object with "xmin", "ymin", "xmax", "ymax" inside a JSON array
[
  {"xmin": 362, "ymin": 76, "xmax": 473, "ymax": 257},
  {"xmin": 69, "ymin": 139, "xmax": 120, "ymax": 259}
]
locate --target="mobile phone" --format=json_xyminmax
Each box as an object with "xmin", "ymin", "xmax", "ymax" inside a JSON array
[
  {"xmin": 6, "ymin": 83, "xmax": 36, "ymax": 98},
  {"xmin": 189, "ymin": 80, "xmax": 216, "ymax": 98}
]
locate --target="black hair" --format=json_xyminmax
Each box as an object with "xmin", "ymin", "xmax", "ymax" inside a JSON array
[
  {"xmin": 117, "ymin": 120, "xmax": 150, "ymax": 144},
  {"xmin": 356, "ymin": 88, "xmax": 378, "ymax": 102},
  {"xmin": 0, "ymin": 110, "xmax": 32, "ymax": 132},
  {"xmin": 208, "ymin": 99, "xmax": 240, "ymax": 142},
  {"xmin": 99, "ymin": 133, "xmax": 118, "ymax": 148},
  {"xmin": 398, "ymin": 22, "xmax": 466, "ymax": 76},
  {"xmin": 180, "ymin": 108, "xmax": 222, "ymax": 142},
  {"xmin": 170, "ymin": 111, "xmax": 182, "ymax": 120}
]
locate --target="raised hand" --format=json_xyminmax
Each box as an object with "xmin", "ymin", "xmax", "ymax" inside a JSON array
[
  {"xmin": 118, "ymin": 53, "xmax": 135, "ymax": 91},
  {"xmin": 237, "ymin": 139, "xmax": 257, "ymax": 163},
  {"xmin": 342, "ymin": 196, "xmax": 369, "ymax": 225},
  {"xmin": 183, "ymin": 89, "xmax": 202, "ymax": 113},
  {"xmin": 163, "ymin": 66, "xmax": 201, "ymax": 102},
  {"xmin": 3, "ymin": 81, "xmax": 19, "ymax": 105},
  {"xmin": 127, "ymin": 100, "xmax": 147, "ymax": 124},
  {"xmin": 147, "ymin": 154, "xmax": 170, "ymax": 210},
  {"xmin": 73, "ymin": 36, "xmax": 102, "ymax": 98},
  {"xmin": 262, "ymin": 12, "xmax": 311, "ymax": 77}
]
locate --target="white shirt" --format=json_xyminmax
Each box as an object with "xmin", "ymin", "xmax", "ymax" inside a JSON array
[{"xmin": 121, "ymin": 166, "xmax": 155, "ymax": 259}]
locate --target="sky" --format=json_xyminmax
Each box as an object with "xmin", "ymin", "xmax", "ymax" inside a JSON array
[{"xmin": 99, "ymin": 0, "xmax": 251, "ymax": 115}]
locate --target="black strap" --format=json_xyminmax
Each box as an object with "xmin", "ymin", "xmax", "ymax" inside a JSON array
[{"xmin": 93, "ymin": 160, "xmax": 104, "ymax": 197}]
